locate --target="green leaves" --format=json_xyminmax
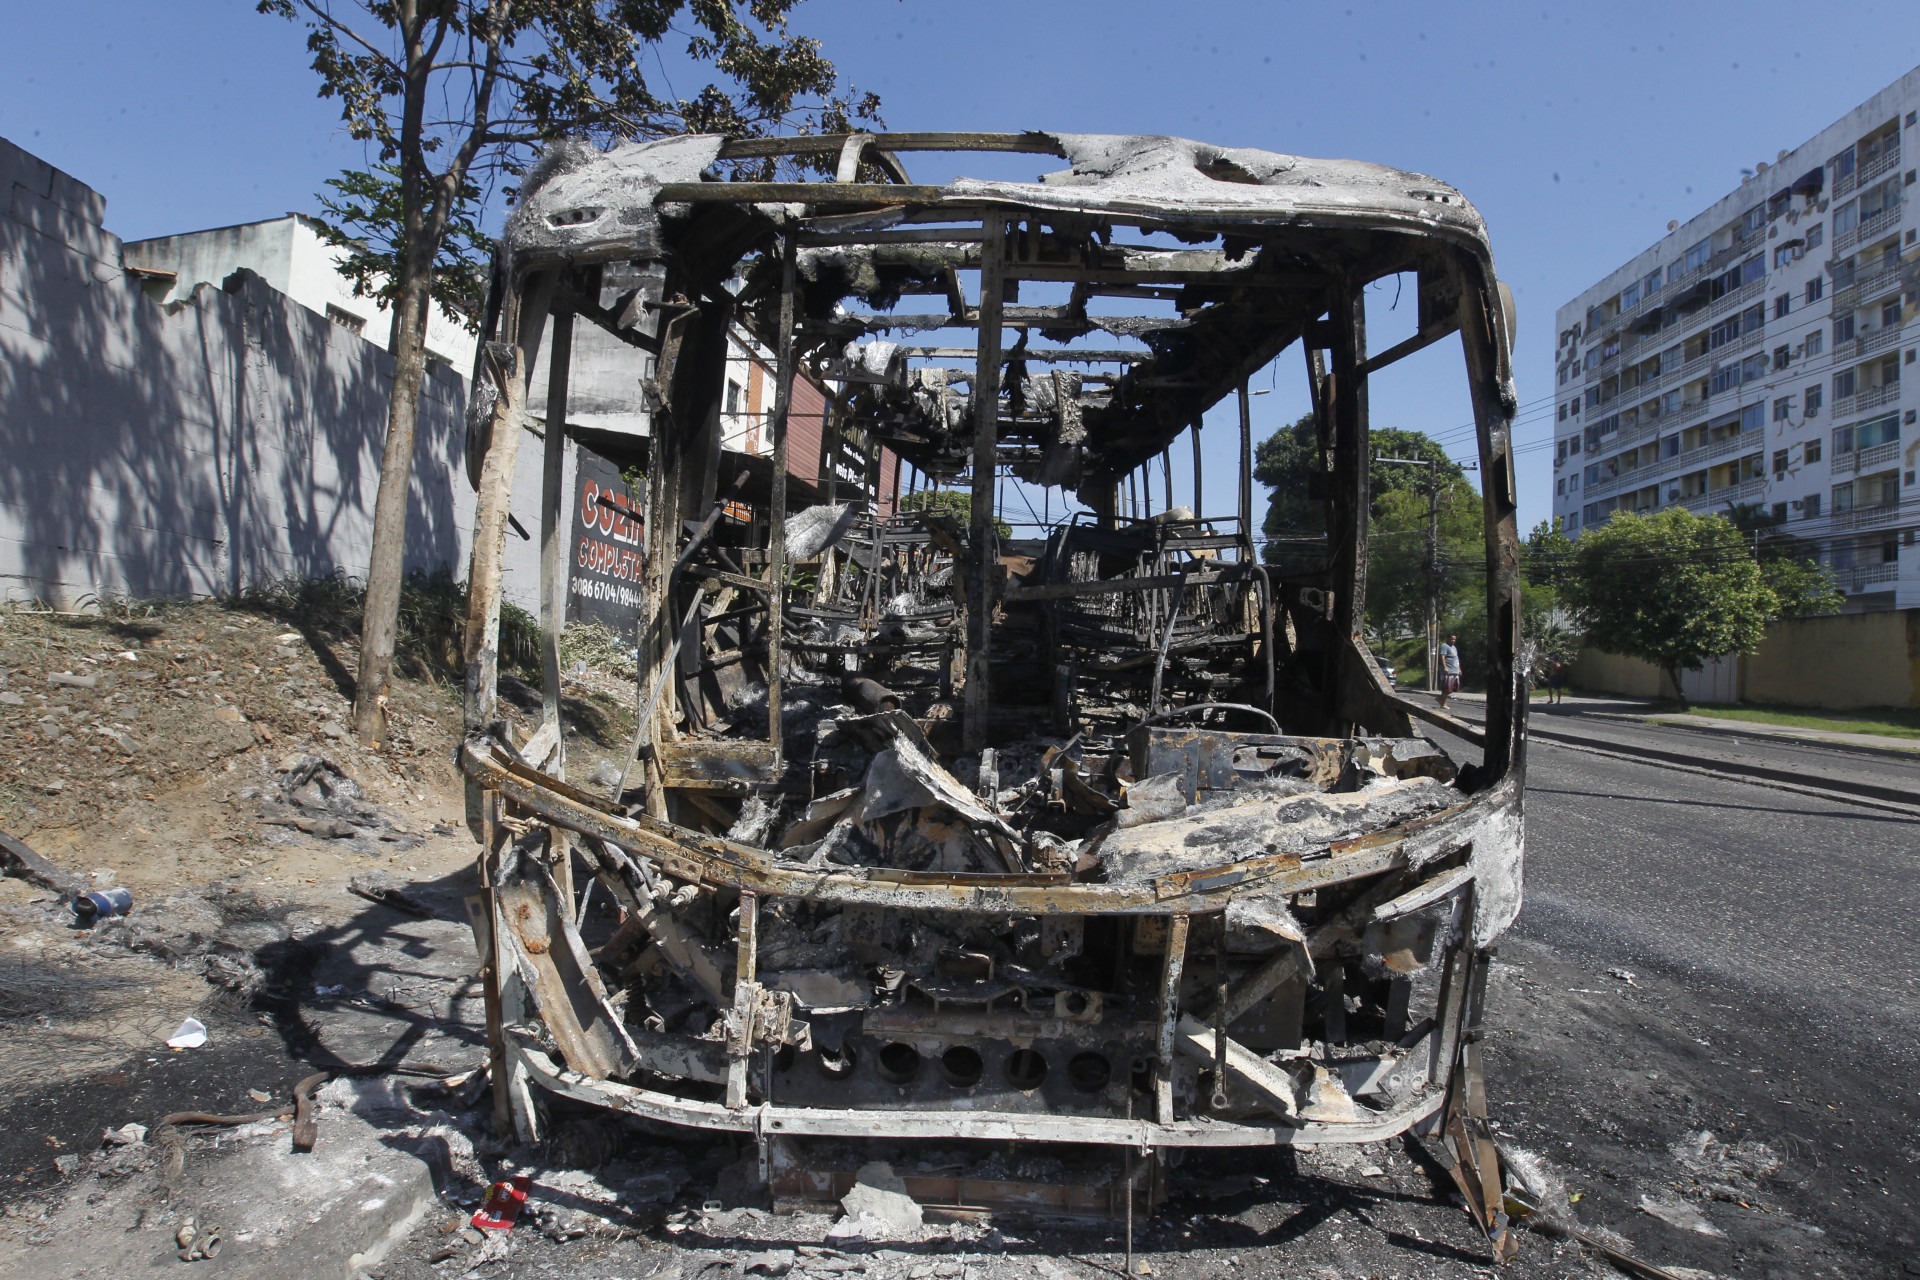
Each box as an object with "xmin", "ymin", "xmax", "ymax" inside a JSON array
[
  {"xmin": 1568, "ymin": 507, "xmax": 1775, "ymax": 690},
  {"xmin": 1759, "ymin": 555, "xmax": 1844, "ymax": 620},
  {"xmin": 317, "ymin": 164, "xmax": 490, "ymax": 333},
  {"xmin": 260, "ymin": 1, "xmax": 885, "ymax": 342},
  {"xmin": 898, "ymin": 489, "xmax": 1011, "ymax": 539}
]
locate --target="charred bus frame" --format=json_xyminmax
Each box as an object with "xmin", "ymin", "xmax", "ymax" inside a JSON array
[{"xmin": 456, "ymin": 131, "xmax": 1525, "ymax": 1252}]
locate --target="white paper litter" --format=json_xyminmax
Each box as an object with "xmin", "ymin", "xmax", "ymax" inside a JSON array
[{"xmin": 165, "ymin": 1017, "xmax": 208, "ymax": 1049}]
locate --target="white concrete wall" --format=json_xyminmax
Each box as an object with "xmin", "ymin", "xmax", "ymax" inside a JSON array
[
  {"xmin": 124, "ymin": 214, "xmax": 477, "ymax": 373},
  {"xmin": 0, "ymin": 134, "xmax": 543, "ymax": 614}
]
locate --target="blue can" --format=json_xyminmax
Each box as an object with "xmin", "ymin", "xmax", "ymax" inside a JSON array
[{"xmin": 75, "ymin": 887, "xmax": 133, "ymax": 922}]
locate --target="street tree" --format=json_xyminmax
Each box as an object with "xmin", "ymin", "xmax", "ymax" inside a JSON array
[
  {"xmin": 1569, "ymin": 507, "xmax": 1774, "ymax": 705},
  {"xmin": 1518, "ymin": 520, "xmax": 1581, "ymax": 685},
  {"xmin": 261, "ymin": 0, "xmax": 879, "ymax": 744},
  {"xmin": 1721, "ymin": 502, "xmax": 1844, "ymax": 620}
]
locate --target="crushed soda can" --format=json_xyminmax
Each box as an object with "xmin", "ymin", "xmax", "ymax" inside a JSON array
[
  {"xmin": 75, "ymin": 887, "xmax": 132, "ymax": 923},
  {"xmin": 471, "ymin": 1174, "xmax": 532, "ymax": 1231}
]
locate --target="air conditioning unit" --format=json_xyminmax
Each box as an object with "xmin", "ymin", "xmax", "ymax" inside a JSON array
[{"xmin": 1790, "ymin": 499, "xmax": 1805, "ymax": 510}]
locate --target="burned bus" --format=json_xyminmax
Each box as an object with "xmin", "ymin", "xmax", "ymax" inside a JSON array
[{"xmin": 456, "ymin": 131, "xmax": 1525, "ymax": 1253}]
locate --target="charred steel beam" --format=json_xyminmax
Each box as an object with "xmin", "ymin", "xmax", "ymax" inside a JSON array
[{"xmin": 964, "ymin": 218, "xmax": 1007, "ymax": 754}]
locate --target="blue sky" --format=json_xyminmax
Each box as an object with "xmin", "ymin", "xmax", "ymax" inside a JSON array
[{"xmin": 5, "ymin": 2, "xmax": 1919, "ymax": 533}]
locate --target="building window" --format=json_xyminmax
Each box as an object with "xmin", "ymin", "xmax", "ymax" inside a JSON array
[
  {"xmin": 1805, "ymin": 384, "xmax": 1824, "ymax": 418},
  {"xmin": 1772, "ymin": 501, "xmax": 1789, "ymax": 523},
  {"xmin": 1803, "ymin": 493, "xmax": 1821, "ymax": 518},
  {"xmin": 1805, "ymin": 437, "xmax": 1823, "ymax": 464},
  {"xmin": 1834, "ymin": 368, "xmax": 1857, "ymax": 400},
  {"xmin": 1834, "ymin": 200, "xmax": 1858, "ymax": 236},
  {"xmin": 1856, "ymin": 412, "xmax": 1901, "ymax": 449},
  {"xmin": 1806, "ymin": 329, "xmax": 1824, "ymax": 356},
  {"xmin": 1773, "ymin": 398, "xmax": 1794, "ymax": 423},
  {"xmin": 1644, "ymin": 268, "xmax": 1662, "ymax": 296},
  {"xmin": 1774, "ymin": 293, "xmax": 1792, "ymax": 319},
  {"xmin": 1833, "ymin": 146, "xmax": 1857, "ymax": 181},
  {"xmin": 1835, "ymin": 314, "xmax": 1856, "ymax": 344},
  {"xmin": 1831, "ymin": 480, "xmax": 1854, "ymax": 513},
  {"xmin": 1556, "ymin": 478, "xmax": 1566, "ymax": 496},
  {"xmin": 1805, "ymin": 276, "xmax": 1824, "ymax": 305},
  {"xmin": 1742, "ymin": 402, "xmax": 1765, "ymax": 432},
  {"xmin": 1883, "ymin": 299, "xmax": 1903, "ymax": 328},
  {"xmin": 324, "ymin": 304, "xmax": 365, "ymax": 335},
  {"xmin": 1684, "ymin": 238, "xmax": 1712, "ymax": 272},
  {"xmin": 1806, "ymin": 223, "xmax": 1824, "ymax": 251},
  {"xmin": 725, "ymin": 380, "xmax": 742, "ymax": 415},
  {"xmin": 1774, "ymin": 344, "xmax": 1792, "ymax": 369}
]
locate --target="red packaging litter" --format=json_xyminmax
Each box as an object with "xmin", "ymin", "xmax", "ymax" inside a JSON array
[{"xmin": 471, "ymin": 1174, "xmax": 532, "ymax": 1230}]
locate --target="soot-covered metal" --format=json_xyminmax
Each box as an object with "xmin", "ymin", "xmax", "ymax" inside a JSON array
[{"xmin": 456, "ymin": 131, "xmax": 1527, "ymax": 1252}]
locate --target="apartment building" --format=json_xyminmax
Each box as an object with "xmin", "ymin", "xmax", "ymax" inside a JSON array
[{"xmin": 1552, "ymin": 68, "xmax": 1920, "ymax": 611}]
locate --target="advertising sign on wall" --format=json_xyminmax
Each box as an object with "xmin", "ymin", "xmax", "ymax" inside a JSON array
[{"xmin": 568, "ymin": 443, "xmax": 645, "ymax": 631}]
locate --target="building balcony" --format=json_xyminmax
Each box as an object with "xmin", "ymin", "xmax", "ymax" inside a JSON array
[
  {"xmin": 1857, "ymin": 144, "xmax": 1902, "ymax": 187},
  {"xmin": 1836, "ymin": 560, "xmax": 1899, "ymax": 592},
  {"xmin": 1852, "ymin": 322, "xmax": 1908, "ymax": 359},
  {"xmin": 1831, "ymin": 439, "xmax": 1903, "ymax": 475},
  {"xmin": 1701, "ymin": 432, "xmax": 1749, "ymax": 461},
  {"xmin": 1833, "ymin": 263, "xmax": 1904, "ymax": 311},
  {"xmin": 1842, "ymin": 381, "xmax": 1902, "ymax": 414},
  {"xmin": 1836, "ymin": 204, "xmax": 1903, "ymax": 254},
  {"xmin": 1708, "ymin": 276, "xmax": 1767, "ymax": 318},
  {"xmin": 1831, "ymin": 501, "xmax": 1904, "ymax": 532}
]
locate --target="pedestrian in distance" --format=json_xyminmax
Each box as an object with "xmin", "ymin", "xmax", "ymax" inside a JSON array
[
  {"xmin": 1547, "ymin": 658, "xmax": 1569, "ymax": 706},
  {"xmin": 1437, "ymin": 633, "xmax": 1461, "ymax": 711}
]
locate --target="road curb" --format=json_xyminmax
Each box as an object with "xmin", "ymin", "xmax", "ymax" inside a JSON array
[
  {"xmin": 1436, "ymin": 698, "xmax": 1920, "ymax": 811},
  {"xmin": 1525, "ymin": 735, "xmax": 1920, "ymax": 818},
  {"xmin": 1523, "ymin": 724, "xmax": 1920, "ymax": 814},
  {"xmin": 1632, "ymin": 715, "xmax": 1920, "ymax": 762}
]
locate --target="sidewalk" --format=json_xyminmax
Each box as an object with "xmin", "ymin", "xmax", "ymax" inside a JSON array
[
  {"xmin": 1427, "ymin": 690, "xmax": 1920, "ymax": 811},
  {"xmin": 1446, "ymin": 690, "xmax": 1920, "ymax": 757}
]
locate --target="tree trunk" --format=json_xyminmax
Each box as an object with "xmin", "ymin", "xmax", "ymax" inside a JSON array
[
  {"xmin": 351, "ymin": 270, "xmax": 434, "ymax": 745},
  {"xmin": 1665, "ymin": 666, "xmax": 1687, "ymax": 708}
]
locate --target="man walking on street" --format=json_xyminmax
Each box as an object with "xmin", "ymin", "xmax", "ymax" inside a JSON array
[{"xmin": 1438, "ymin": 633, "xmax": 1461, "ymax": 711}]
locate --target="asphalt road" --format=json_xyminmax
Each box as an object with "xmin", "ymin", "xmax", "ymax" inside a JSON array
[{"xmin": 1487, "ymin": 735, "xmax": 1920, "ymax": 1277}]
